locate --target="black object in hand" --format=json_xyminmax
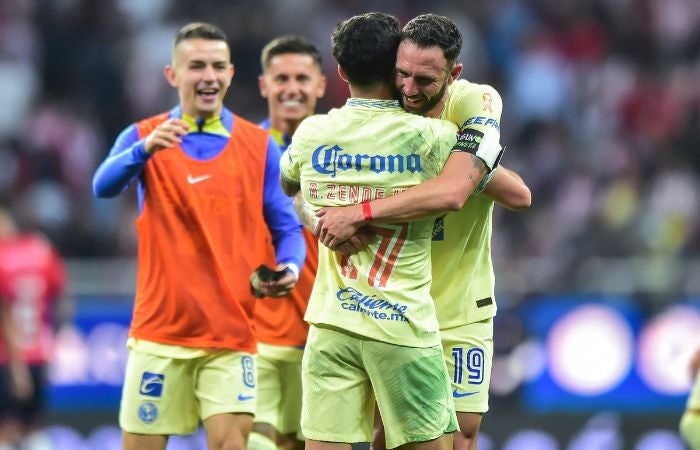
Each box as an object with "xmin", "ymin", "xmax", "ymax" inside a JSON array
[
  {"xmin": 256, "ymin": 264, "xmax": 290, "ymax": 282},
  {"xmin": 251, "ymin": 265, "xmax": 291, "ymax": 298}
]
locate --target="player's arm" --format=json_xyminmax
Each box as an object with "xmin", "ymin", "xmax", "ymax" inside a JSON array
[
  {"xmin": 293, "ymin": 192, "xmax": 372, "ymax": 255},
  {"xmin": 92, "ymin": 119, "xmax": 189, "ymax": 198},
  {"xmin": 92, "ymin": 125, "xmax": 152, "ymax": 198},
  {"xmin": 315, "ymin": 134, "xmax": 500, "ymax": 248},
  {"xmin": 0, "ymin": 295, "xmax": 33, "ymax": 400},
  {"xmin": 281, "ymin": 175, "xmax": 300, "ymax": 197},
  {"xmin": 483, "ymin": 165, "xmax": 531, "ymax": 211},
  {"xmin": 260, "ymin": 137, "xmax": 305, "ymax": 297},
  {"xmin": 368, "ymin": 150, "xmax": 488, "ymax": 217},
  {"xmin": 293, "ymin": 192, "xmax": 317, "ymax": 231}
]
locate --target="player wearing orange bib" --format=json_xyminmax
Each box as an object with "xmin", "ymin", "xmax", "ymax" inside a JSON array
[{"xmin": 92, "ymin": 22, "xmax": 305, "ymax": 450}]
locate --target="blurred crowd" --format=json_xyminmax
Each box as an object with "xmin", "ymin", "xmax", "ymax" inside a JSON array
[{"xmin": 1, "ymin": 0, "xmax": 699, "ymax": 294}]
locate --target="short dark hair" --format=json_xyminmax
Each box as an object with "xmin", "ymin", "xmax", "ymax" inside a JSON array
[
  {"xmin": 401, "ymin": 14, "xmax": 462, "ymax": 65},
  {"xmin": 331, "ymin": 12, "xmax": 400, "ymax": 86},
  {"xmin": 173, "ymin": 22, "xmax": 228, "ymax": 48},
  {"xmin": 260, "ymin": 35, "xmax": 323, "ymax": 72}
]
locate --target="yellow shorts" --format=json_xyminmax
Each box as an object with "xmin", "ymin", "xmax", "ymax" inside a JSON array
[
  {"xmin": 441, "ymin": 318, "xmax": 493, "ymax": 414},
  {"xmin": 681, "ymin": 372, "xmax": 700, "ymax": 449},
  {"xmin": 119, "ymin": 346, "xmax": 257, "ymax": 435},
  {"xmin": 255, "ymin": 343, "xmax": 304, "ymax": 438},
  {"xmin": 301, "ymin": 325, "xmax": 457, "ymax": 449}
]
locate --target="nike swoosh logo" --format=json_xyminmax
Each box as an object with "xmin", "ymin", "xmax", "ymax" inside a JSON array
[
  {"xmin": 187, "ymin": 174, "xmax": 213, "ymax": 184},
  {"xmin": 453, "ymin": 390, "xmax": 478, "ymax": 398},
  {"xmin": 237, "ymin": 394, "xmax": 255, "ymax": 401}
]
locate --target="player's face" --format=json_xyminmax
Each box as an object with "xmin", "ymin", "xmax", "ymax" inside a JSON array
[
  {"xmin": 395, "ymin": 41, "xmax": 451, "ymax": 116},
  {"xmin": 166, "ymin": 38, "xmax": 234, "ymax": 119},
  {"xmin": 259, "ymin": 53, "xmax": 326, "ymax": 126}
]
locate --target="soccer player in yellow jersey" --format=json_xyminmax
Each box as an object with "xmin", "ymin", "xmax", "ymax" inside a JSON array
[
  {"xmin": 280, "ymin": 13, "xmax": 502, "ymax": 450},
  {"xmin": 252, "ymin": 35, "xmax": 326, "ymax": 450},
  {"xmin": 681, "ymin": 345, "xmax": 700, "ymax": 449},
  {"xmin": 314, "ymin": 14, "xmax": 531, "ymax": 450}
]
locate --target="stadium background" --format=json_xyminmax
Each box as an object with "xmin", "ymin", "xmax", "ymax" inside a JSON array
[{"xmin": 2, "ymin": 0, "xmax": 700, "ymax": 448}]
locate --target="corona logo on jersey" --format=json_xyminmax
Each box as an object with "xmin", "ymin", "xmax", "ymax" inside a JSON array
[{"xmin": 311, "ymin": 144, "xmax": 423, "ymax": 178}]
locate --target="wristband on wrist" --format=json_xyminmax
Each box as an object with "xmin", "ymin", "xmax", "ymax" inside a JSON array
[{"xmin": 361, "ymin": 201, "xmax": 373, "ymax": 222}]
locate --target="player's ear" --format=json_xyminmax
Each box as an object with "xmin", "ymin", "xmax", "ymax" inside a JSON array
[
  {"xmin": 258, "ymin": 74, "xmax": 268, "ymax": 98},
  {"xmin": 164, "ymin": 65, "xmax": 177, "ymax": 87},
  {"xmin": 337, "ymin": 65, "xmax": 349, "ymax": 83},
  {"xmin": 316, "ymin": 74, "xmax": 327, "ymax": 98},
  {"xmin": 449, "ymin": 63, "xmax": 463, "ymax": 83}
]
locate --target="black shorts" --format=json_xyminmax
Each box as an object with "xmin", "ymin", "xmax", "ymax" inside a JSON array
[{"xmin": 0, "ymin": 364, "xmax": 46, "ymax": 426}]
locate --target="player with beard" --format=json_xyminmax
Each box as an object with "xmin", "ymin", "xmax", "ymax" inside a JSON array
[{"xmin": 314, "ymin": 14, "xmax": 531, "ymax": 450}]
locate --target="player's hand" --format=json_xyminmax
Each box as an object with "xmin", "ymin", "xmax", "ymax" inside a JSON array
[
  {"xmin": 144, "ymin": 118, "xmax": 189, "ymax": 154},
  {"xmin": 315, "ymin": 204, "xmax": 365, "ymax": 249},
  {"xmin": 335, "ymin": 227, "xmax": 375, "ymax": 256},
  {"xmin": 257, "ymin": 264, "xmax": 297, "ymax": 298}
]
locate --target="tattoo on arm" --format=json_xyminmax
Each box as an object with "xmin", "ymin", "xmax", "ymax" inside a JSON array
[{"xmin": 471, "ymin": 154, "xmax": 486, "ymax": 171}]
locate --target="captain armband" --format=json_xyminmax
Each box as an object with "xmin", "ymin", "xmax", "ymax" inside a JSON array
[{"xmin": 452, "ymin": 128, "xmax": 504, "ymax": 172}]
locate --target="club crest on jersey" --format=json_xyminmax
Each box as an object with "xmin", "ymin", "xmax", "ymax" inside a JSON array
[
  {"xmin": 138, "ymin": 401, "xmax": 158, "ymax": 424},
  {"xmin": 311, "ymin": 144, "xmax": 422, "ymax": 178},
  {"xmin": 139, "ymin": 372, "xmax": 165, "ymax": 397}
]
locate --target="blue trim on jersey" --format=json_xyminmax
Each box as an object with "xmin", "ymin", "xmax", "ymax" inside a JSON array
[{"xmin": 92, "ymin": 107, "xmax": 305, "ymax": 269}]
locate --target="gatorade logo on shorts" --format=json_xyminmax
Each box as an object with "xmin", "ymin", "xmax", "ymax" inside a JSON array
[{"xmin": 139, "ymin": 372, "xmax": 165, "ymax": 397}]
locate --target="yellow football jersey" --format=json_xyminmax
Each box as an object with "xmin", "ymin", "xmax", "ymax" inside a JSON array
[
  {"xmin": 281, "ymin": 98, "xmax": 458, "ymax": 348},
  {"xmin": 431, "ymin": 79, "xmax": 503, "ymax": 329}
]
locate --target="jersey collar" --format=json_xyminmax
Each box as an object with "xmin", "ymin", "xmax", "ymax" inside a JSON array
[
  {"xmin": 345, "ymin": 98, "xmax": 402, "ymax": 110},
  {"xmin": 169, "ymin": 106, "xmax": 233, "ymax": 137}
]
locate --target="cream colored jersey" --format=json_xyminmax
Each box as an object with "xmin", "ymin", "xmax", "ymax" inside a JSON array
[
  {"xmin": 281, "ymin": 98, "xmax": 458, "ymax": 348},
  {"xmin": 431, "ymin": 79, "xmax": 503, "ymax": 329}
]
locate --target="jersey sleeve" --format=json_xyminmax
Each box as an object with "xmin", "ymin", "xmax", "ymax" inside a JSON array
[
  {"xmin": 92, "ymin": 124, "xmax": 152, "ymax": 198},
  {"xmin": 451, "ymin": 84, "xmax": 503, "ymax": 134},
  {"xmin": 280, "ymin": 120, "xmax": 312, "ymax": 184},
  {"xmin": 446, "ymin": 83, "xmax": 505, "ymax": 175}
]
